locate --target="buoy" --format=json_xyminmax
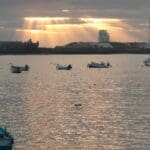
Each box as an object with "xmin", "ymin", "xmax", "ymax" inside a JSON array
[{"xmin": 75, "ymin": 104, "xmax": 82, "ymax": 107}]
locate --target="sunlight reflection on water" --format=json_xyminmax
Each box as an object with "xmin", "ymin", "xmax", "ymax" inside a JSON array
[{"xmin": 0, "ymin": 55, "xmax": 149, "ymax": 150}]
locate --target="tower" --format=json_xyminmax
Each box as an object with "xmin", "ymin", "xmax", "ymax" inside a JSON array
[{"xmin": 98, "ymin": 30, "xmax": 110, "ymax": 43}]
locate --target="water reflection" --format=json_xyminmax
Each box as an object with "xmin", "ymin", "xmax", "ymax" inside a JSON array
[{"xmin": 0, "ymin": 55, "xmax": 149, "ymax": 149}]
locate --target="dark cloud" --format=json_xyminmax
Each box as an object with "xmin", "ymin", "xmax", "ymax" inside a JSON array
[{"xmin": 0, "ymin": 0, "xmax": 149, "ymax": 19}]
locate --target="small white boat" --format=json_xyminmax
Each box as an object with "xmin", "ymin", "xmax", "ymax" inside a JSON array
[
  {"xmin": 74, "ymin": 104, "xmax": 82, "ymax": 107},
  {"xmin": 10, "ymin": 64, "xmax": 30, "ymax": 73},
  {"xmin": 0, "ymin": 128, "xmax": 14, "ymax": 150},
  {"xmin": 10, "ymin": 66, "xmax": 22, "ymax": 73},
  {"xmin": 87, "ymin": 61, "xmax": 111, "ymax": 68},
  {"xmin": 21, "ymin": 65, "xmax": 30, "ymax": 71},
  {"xmin": 145, "ymin": 62, "xmax": 150, "ymax": 66},
  {"xmin": 56, "ymin": 64, "xmax": 72, "ymax": 70},
  {"xmin": 144, "ymin": 58, "xmax": 150, "ymax": 66}
]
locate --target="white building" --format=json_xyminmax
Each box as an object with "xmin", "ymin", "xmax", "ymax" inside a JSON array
[
  {"xmin": 98, "ymin": 30, "xmax": 113, "ymax": 48},
  {"xmin": 99, "ymin": 30, "xmax": 110, "ymax": 43}
]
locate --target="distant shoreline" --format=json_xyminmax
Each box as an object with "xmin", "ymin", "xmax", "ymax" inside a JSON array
[
  {"xmin": 0, "ymin": 40, "xmax": 149, "ymax": 55},
  {"xmin": 0, "ymin": 47, "xmax": 150, "ymax": 55}
]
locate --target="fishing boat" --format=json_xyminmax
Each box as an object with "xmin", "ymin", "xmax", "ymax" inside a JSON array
[
  {"xmin": 10, "ymin": 64, "xmax": 30, "ymax": 73},
  {"xmin": 144, "ymin": 58, "xmax": 150, "ymax": 66},
  {"xmin": 21, "ymin": 64, "xmax": 30, "ymax": 71},
  {"xmin": 74, "ymin": 103, "xmax": 82, "ymax": 107},
  {"xmin": 10, "ymin": 66, "xmax": 22, "ymax": 73},
  {"xmin": 56, "ymin": 64, "xmax": 72, "ymax": 70},
  {"xmin": 0, "ymin": 128, "xmax": 14, "ymax": 150},
  {"xmin": 87, "ymin": 61, "xmax": 111, "ymax": 68}
]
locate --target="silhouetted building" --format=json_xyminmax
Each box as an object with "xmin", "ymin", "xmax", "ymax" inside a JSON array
[
  {"xmin": 62, "ymin": 42, "xmax": 98, "ymax": 48},
  {"xmin": 98, "ymin": 30, "xmax": 113, "ymax": 48},
  {"xmin": 99, "ymin": 30, "xmax": 110, "ymax": 43}
]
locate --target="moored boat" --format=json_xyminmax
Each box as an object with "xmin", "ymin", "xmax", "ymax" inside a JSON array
[
  {"xmin": 10, "ymin": 64, "xmax": 30, "ymax": 73},
  {"xmin": 10, "ymin": 66, "xmax": 22, "ymax": 73},
  {"xmin": 21, "ymin": 64, "xmax": 30, "ymax": 71},
  {"xmin": 0, "ymin": 128, "xmax": 14, "ymax": 150},
  {"xmin": 87, "ymin": 61, "xmax": 111, "ymax": 68},
  {"xmin": 144, "ymin": 58, "xmax": 150, "ymax": 66},
  {"xmin": 144, "ymin": 62, "xmax": 150, "ymax": 66},
  {"xmin": 56, "ymin": 64, "xmax": 72, "ymax": 70}
]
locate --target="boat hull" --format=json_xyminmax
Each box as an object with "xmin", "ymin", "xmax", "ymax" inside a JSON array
[
  {"xmin": 10, "ymin": 65, "xmax": 30, "ymax": 73},
  {"xmin": 144, "ymin": 63, "xmax": 150, "ymax": 66},
  {"xmin": 87, "ymin": 64, "xmax": 109, "ymax": 68},
  {"xmin": 0, "ymin": 146, "xmax": 13, "ymax": 150},
  {"xmin": 57, "ymin": 67, "xmax": 72, "ymax": 70},
  {"xmin": 87, "ymin": 61, "xmax": 111, "ymax": 68},
  {"xmin": 10, "ymin": 66, "xmax": 22, "ymax": 73},
  {"xmin": 56, "ymin": 64, "xmax": 72, "ymax": 70},
  {"xmin": 20, "ymin": 65, "xmax": 30, "ymax": 71},
  {"xmin": 0, "ymin": 128, "xmax": 14, "ymax": 150}
]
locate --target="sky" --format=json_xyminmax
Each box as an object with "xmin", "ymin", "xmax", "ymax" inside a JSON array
[{"xmin": 0, "ymin": 0, "xmax": 149, "ymax": 47}]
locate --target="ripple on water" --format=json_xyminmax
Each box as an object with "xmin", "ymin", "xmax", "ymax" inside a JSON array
[{"xmin": 0, "ymin": 55, "xmax": 149, "ymax": 150}]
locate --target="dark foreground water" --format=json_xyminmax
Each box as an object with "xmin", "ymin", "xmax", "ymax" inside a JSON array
[{"xmin": 0, "ymin": 55, "xmax": 149, "ymax": 150}]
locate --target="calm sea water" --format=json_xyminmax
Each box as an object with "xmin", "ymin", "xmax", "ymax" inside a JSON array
[{"xmin": 0, "ymin": 55, "xmax": 149, "ymax": 150}]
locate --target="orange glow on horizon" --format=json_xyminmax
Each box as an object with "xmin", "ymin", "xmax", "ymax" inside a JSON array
[
  {"xmin": 24, "ymin": 17, "xmax": 70, "ymax": 21},
  {"xmin": 14, "ymin": 17, "xmax": 141, "ymax": 47},
  {"xmin": 16, "ymin": 29, "xmax": 59, "ymax": 34}
]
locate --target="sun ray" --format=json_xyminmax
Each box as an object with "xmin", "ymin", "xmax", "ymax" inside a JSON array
[{"xmin": 14, "ymin": 17, "xmax": 135, "ymax": 47}]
